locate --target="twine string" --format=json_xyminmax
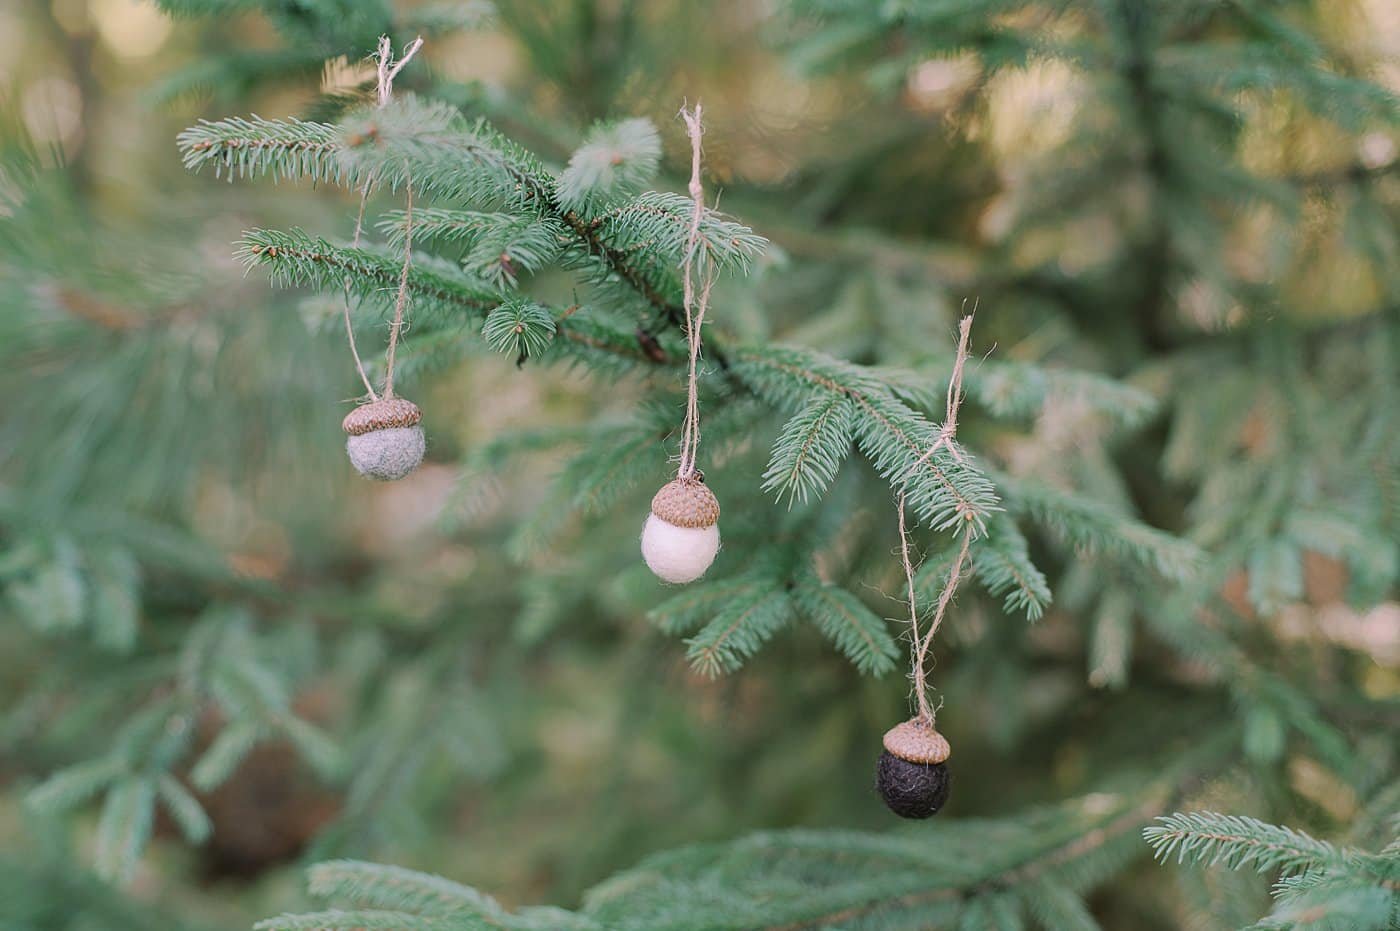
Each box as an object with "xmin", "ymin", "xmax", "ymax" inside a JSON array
[
  {"xmin": 676, "ymin": 103, "xmax": 715, "ymax": 481},
  {"xmin": 897, "ymin": 314, "xmax": 976, "ymax": 726},
  {"xmin": 383, "ymin": 175, "xmax": 413, "ymax": 398},
  {"xmin": 343, "ymin": 182, "xmax": 378, "ymax": 399},
  {"xmin": 377, "ymin": 34, "xmax": 423, "ymax": 106},
  {"xmin": 339, "ymin": 35, "xmax": 423, "ymax": 402}
]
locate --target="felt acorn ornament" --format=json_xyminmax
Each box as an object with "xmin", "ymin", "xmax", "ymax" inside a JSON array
[
  {"xmin": 876, "ymin": 718, "xmax": 951, "ymax": 819},
  {"xmin": 642, "ymin": 105, "xmax": 722, "ymax": 586},
  {"xmin": 334, "ymin": 36, "xmax": 427, "ymax": 483},
  {"xmin": 876, "ymin": 314, "xmax": 977, "ymax": 820},
  {"xmin": 642, "ymin": 476, "xmax": 721, "ymax": 584},
  {"xmin": 342, "ymin": 396, "xmax": 425, "ymax": 481}
]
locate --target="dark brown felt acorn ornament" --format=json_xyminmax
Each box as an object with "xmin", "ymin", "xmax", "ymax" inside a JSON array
[
  {"xmin": 338, "ymin": 36, "xmax": 426, "ymax": 482},
  {"xmin": 876, "ymin": 314, "xmax": 976, "ymax": 819},
  {"xmin": 877, "ymin": 719, "xmax": 952, "ymax": 819}
]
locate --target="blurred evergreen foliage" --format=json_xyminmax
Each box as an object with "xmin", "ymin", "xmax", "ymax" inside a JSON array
[{"xmin": 0, "ymin": 0, "xmax": 1396, "ymax": 928}]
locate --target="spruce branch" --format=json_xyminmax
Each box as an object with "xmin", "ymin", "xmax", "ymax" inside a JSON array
[
  {"xmin": 26, "ymin": 756, "xmax": 128, "ymax": 813},
  {"xmin": 556, "ymin": 118, "xmax": 663, "ymax": 215},
  {"xmin": 155, "ymin": 774, "xmax": 212, "ymax": 845},
  {"xmin": 380, "ymin": 208, "xmax": 568, "ymax": 290},
  {"xmin": 612, "ymin": 777, "xmax": 1199, "ymax": 931},
  {"xmin": 793, "ymin": 581, "xmax": 900, "ymax": 676},
  {"xmin": 94, "ymin": 779, "xmax": 156, "ymax": 884},
  {"xmin": 255, "ymin": 910, "xmax": 444, "ymax": 931},
  {"xmin": 239, "ymin": 228, "xmax": 499, "ymax": 317},
  {"xmin": 254, "ymin": 786, "xmax": 1193, "ymax": 931},
  {"xmin": 685, "ymin": 583, "xmax": 796, "ymax": 678},
  {"xmin": 1144, "ymin": 812, "xmax": 1350, "ymax": 875},
  {"xmin": 736, "ymin": 345, "xmax": 1000, "ymax": 532},
  {"xmin": 563, "ymin": 421, "xmax": 668, "ymax": 515},
  {"xmin": 965, "ymin": 361, "xmax": 1158, "ymax": 429},
  {"xmin": 237, "ymin": 229, "xmax": 670, "ymax": 373},
  {"xmin": 178, "ymin": 100, "xmax": 765, "ymax": 361},
  {"xmin": 648, "ymin": 576, "xmax": 774, "ymax": 636},
  {"xmin": 582, "ymin": 192, "xmax": 767, "ymax": 276},
  {"xmin": 178, "ymin": 116, "xmax": 343, "ymax": 183},
  {"xmin": 483, "ymin": 299, "xmax": 556, "ymax": 363},
  {"xmin": 995, "ymin": 473, "xmax": 1203, "ymax": 580},
  {"xmin": 153, "ymin": 0, "xmax": 271, "ymax": 18},
  {"xmin": 307, "ymin": 860, "xmax": 502, "ymax": 917},
  {"xmin": 557, "ymin": 206, "xmax": 687, "ymax": 329},
  {"xmin": 552, "ymin": 314, "xmax": 677, "ymax": 370},
  {"xmin": 965, "ymin": 515, "xmax": 1052, "ymax": 621},
  {"xmin": 1023, "ymin": 878, "xmax": 1099, "ymax": 931},
  {"xmin": 761, "ymin": 395, "xmax": 857, "ymax": 506}
]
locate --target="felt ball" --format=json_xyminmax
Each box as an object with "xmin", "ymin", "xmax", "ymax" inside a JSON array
[
  {"xmin": 641, "ymin": 478, "xmax": 721, "ymax": 584},
  {"xmin": 342, "ymin": 397, "xmax": 425, "ymax": 481},
  {"xmin": 642, "ymin": 514, "xmax": 720, "ymax": 583},
  {"xmin": 346, "ymin": 426, "xmax": 425, "ymax": 480},
  {"xmin": 875, "ymin": 718, "xmax": 952, "ymax": 819},
  {"xmin": 875, "ymin": 752, "xmax": 950, "ymax": 819}
]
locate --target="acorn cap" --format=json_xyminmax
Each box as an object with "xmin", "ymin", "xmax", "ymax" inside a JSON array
[
  {"xmin": 342, "ymin": 397, "xmax": 422, "ymax": 436},
  {"xmin": 882, "ymin": 719, "xmax": 951, "ymax": 764},
  {"xmin": 650, "ymin": 477, "xmax": 720, "ymax": 529}
]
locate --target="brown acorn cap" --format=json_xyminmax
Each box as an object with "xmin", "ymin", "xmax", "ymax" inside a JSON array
[
  {"xmin": 342, "ymin": 397, "xmax": 422, "ymax": 436},
  {"xmin": 650, "ymin": 477, "xmax": 720, "ymax": 529},
  {"xmin": 882, "ymin": 719, "xmax": 951, "ymax": 764}
]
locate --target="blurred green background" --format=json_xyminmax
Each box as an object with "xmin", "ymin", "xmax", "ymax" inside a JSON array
[{"xmin": 1, "ymin": 1, "xmax": 1397, "ymax": 928}]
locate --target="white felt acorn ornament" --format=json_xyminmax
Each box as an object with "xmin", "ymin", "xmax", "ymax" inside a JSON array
[
  {"xmin": 343, "ymin": 396, "xmax": 425, "ymax": 481},
  {"xmin": 642, "ymin": 475, "xmax": 721, "ymax": 584},
  {"xmin": 642, "ymin": 103, "xmax": 722, "ymax": 585}
]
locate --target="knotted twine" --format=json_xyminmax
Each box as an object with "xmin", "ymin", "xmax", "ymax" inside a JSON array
[
  {"xmin": 675, "ymin": 103, "xmax": 717, "ymax": 482},
  {"xmin": 342, "ymin": 34, "xmax": 424, "ymax": 401},
  {"xmin": 898, "ymin": 314, "xmax": 976, "ymax": 726}
]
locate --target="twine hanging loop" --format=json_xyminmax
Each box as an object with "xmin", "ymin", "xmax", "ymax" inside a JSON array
[
  {"xmin": 898, "ymin": 314, "xmax": 976, "ymax": 726},
  {"xmin": 340, "ymin": 35, "xmax": 423, "ymax": 402},
  {"xmin": 676, "ymin": 103, "xmax": 716, "ymax": 482}
]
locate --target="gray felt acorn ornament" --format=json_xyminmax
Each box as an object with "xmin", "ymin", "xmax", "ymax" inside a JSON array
[
  {"xmin": 332, "ymin": 37, "xmax": 428, "ymax": 483},
  {"xmin": 343, "ymin": 396, "xmax": 425, "ymax": 481},
  {"xmin": 876, "ymin": 718, "xmax": 951, "ymax": 819}
]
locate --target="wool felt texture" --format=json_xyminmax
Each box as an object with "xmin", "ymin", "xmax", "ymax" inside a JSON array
[
  {"xmin": 883, "ymin": 719, "xmax": 951, "ymax": 764},
  {"xmin": 875, "ymin": 752, "xmax": 950, "ymax": 819},
  {"xmin": 342, "ymin": 397, "xmax": 422, "ymax": 435},
  {"xmin": 641, "ymin": 514, "xmax": 720, "ymax": 583},
  {"xmin": 346, "ymin": 426, "xmax": 425, "ymax": 480},
  {"xmin": 650, "ymin": 478, "xmax": 720, "ymax": 528}
]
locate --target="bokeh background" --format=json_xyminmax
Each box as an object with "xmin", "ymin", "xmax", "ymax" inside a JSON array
[{"xmin": 2, "ymin": 1, "xmax": 1397, "ymax": 928}]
